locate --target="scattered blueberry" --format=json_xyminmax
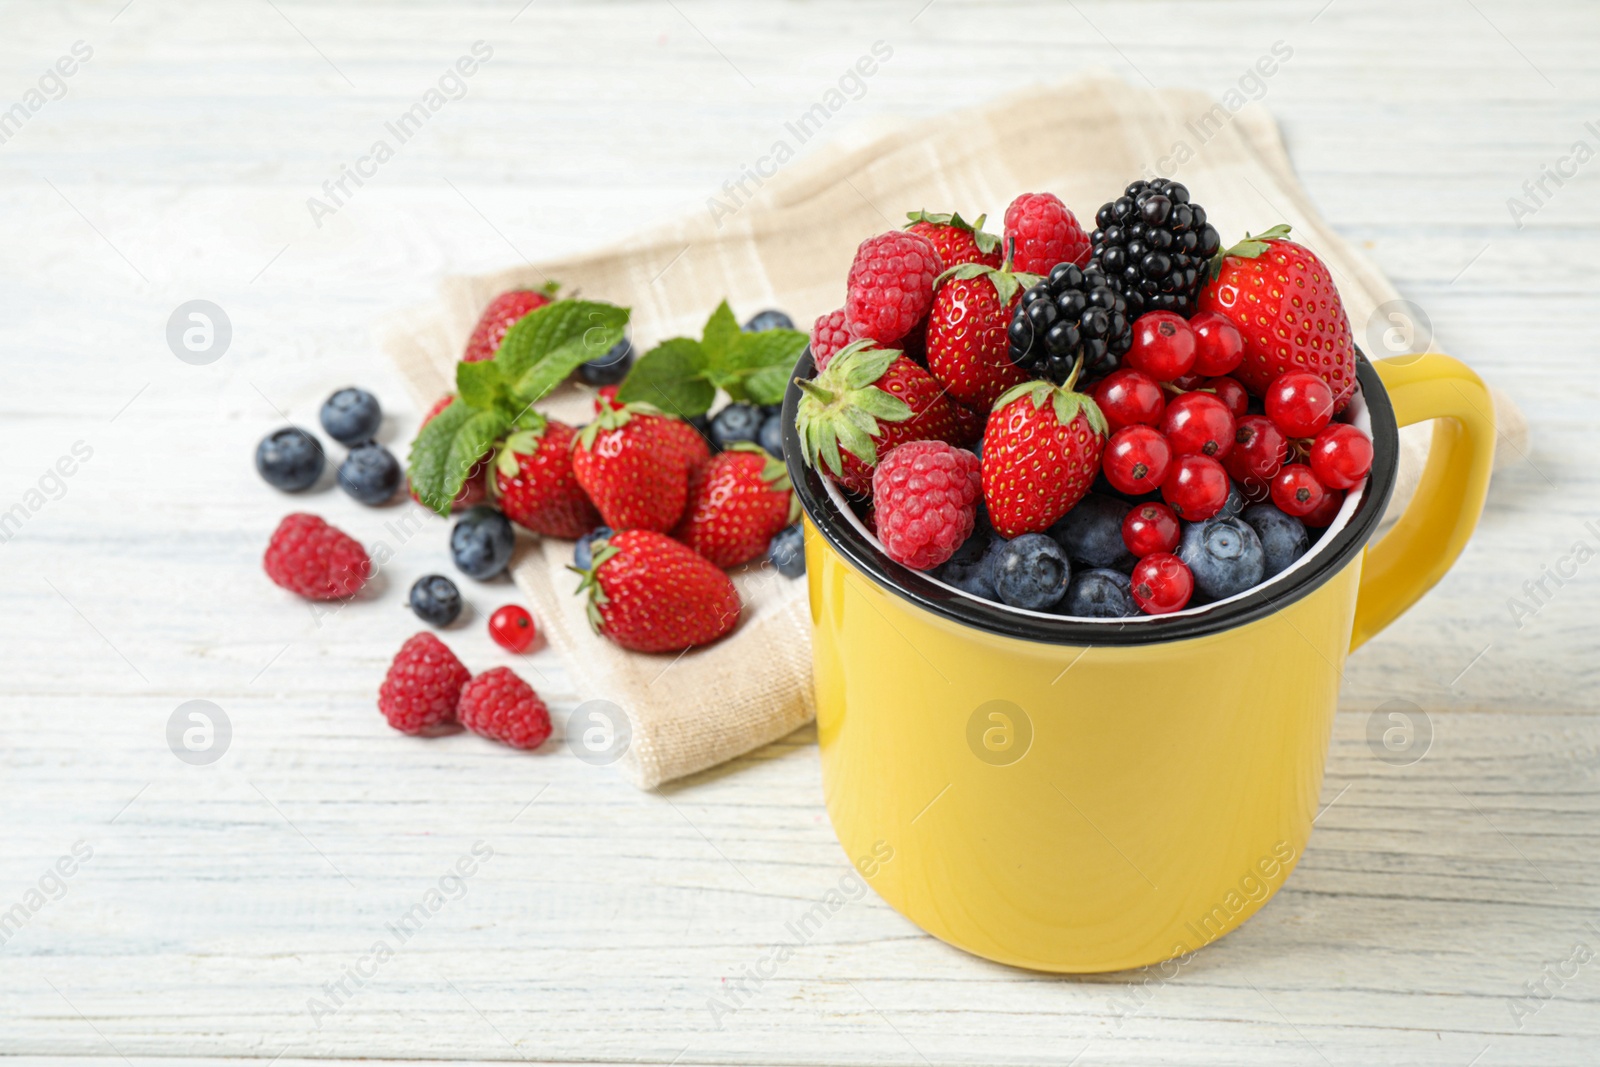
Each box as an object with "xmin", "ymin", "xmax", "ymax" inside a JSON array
[
  {"xmin": 1061, "ymin": 567, "xmax": 1137, "ymax": 618},
  {"xmin": 320, "ymin": 388, "xmax": 382, "ymax": 445},
  {"xmin": 991, "ymin": 533, "xmax": 1071, "ymax": 610},
  {"xmin": 409, "ymin": 574, "xmax": 462, "ymax": 627},
  {"xmin": 451, "ymin": 505, "xmax": 516, "ymax": 580},
  {"xmin": 255, "ymin": 426, "xmax": 324, "ymax": 491},
  {"xmin": 769, "ymin": 523, "xmax": 805, "ymax": 578},
  {"xmin": 710, "ymin": 403, "xmax": 764, "ymax": 451},
  {"xmin": 937, "ymin": 532, "xmax": 1000, "ymax": 600},
  {"xmin": 743, "ymin": 309, "xmax": 794, "ymax": 332},
  {"xmin": 1178, "ymin": 515, "xmax": 1265, "ymax": 600},
  {"xmin": 1049, "ymin": 494, "xmax": 1134, "ymax": 571},
  {"xmin": 758, "ymin": 413, "xmax": 786, "ymax": 457},
  {"xmin": 337, "ymin": 441, "xmax": 401, "ymax": 505},
  {"xmin": 578, "ymin": 337, "xmax": 634, "ymax": 386},
  {"xmin": 574, "ymin": 526, "xmax": 614, "ymax": 571},
  {"xmin": 1240, "ymin": 503, "xmax": 1309, "ymax": 579}
]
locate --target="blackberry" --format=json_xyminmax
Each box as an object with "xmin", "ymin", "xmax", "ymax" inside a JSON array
[
  {"xmin": 1088, "ymin": 178, "xmax": 1221, "ymax": 319},
  {"xmin": 1007, "ymin": 263, "xmax": 1132, "ymax": 384}
]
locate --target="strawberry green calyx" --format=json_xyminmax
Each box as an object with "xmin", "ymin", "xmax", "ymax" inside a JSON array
[
  {"xmin": 905, "ymin": 209, "xmax": 1002, "ymax": 255},
  {"xmin": 793, "ymin": 340, "xmax": 911, "ymax": 477},
  {"xmin": 994, "ymin": 371, "xmax": 1110, "ymax": 439},
  {"xmin": 492, "ymin": 418, "xmax": 551, "ymax": 479},
  {"xmin": 574, "ymin": 399, "xmax": 663, "ymax": 451},
  {"xmin": 1207, "ymin": 223, "xmax": 1294, "ymax": 279},
  {"xmin": 935, "ymin": 258, "xmax": 1043, "ymax": 309},
  {"xmin": 568, "ymin": 539, "xmax": 619, "ymax": 632},
  {"xmin": 727, "ymin": 442, "xmax": 801, "ymax": 524}
]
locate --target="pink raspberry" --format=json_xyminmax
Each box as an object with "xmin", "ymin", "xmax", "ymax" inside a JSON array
[
  {"xmin": 262, "ymin": 513, "xmax": 370, "ymax": 600},
  {"xmin": 871, "ymin": 440, "xmax": 982, "ymax": 571},
  {"xmin": 843, "ymin": 231, "xmax": 943, "ymax": 345},
  {"xmin": 810, "ymin": 307, "xmax": 852, "ymax": 370},
  {"xmin": 457, "ymin": 667, "xmax": 552, "ymax": 750},
  {"xmin": 1003, "ymin": 192, "xmax": 1091, "ymax": 276},
  {"xmin": 378, "ymin": 633, "xmax": 471, "ymax": 735}
]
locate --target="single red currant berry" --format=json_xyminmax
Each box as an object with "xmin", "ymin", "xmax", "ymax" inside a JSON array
[
  {"xmin": 1161, "ymin": 454, "xmax": 1230, "ymax": 521},
  {"xmin": 1204, "ymin": 376, "xmax": 1250, "ymax": 420},
  {"xmin": 1130, "ymin": 552, "xmax": 1194, "ymax": 615},
  {"xmin": 1122, "ymin": 502, "xmax": 1180, "ymax": 557},
  {"xmin": 1265, "ymin": 371, "xmax": 1335, "ymax": 438},
  {"xmin": 1102, "ymin": 425, "xmax": 1172, "ymax": 496},
  {"xmin": 1160, "ymin": 392, "xmax": 1236, "ymax": 460},
  {"xmin": 1124, "ymin": 311, "xmax": 1197, "ymax": 381},
  {"xmin": 1188, "ymin": 310, "xmax": 1245, "ymax": 376},
  {"xmin": 1169, "ymin": 373, "xmax": 1205, "ymax": 391},
  {"xmin": 489, "ymin": 604, "xmax": 538, "ymax": 653},
  {"xmin": 1302, "ymin": 487, "xmax": 1345, "ymax": 528},
  {"xmin": 1309, "ymin": 423, "xmax": 1374, "ymax": 490},
  {"xmin": 1224, "ymin": 414, "xmax": 1288, "ymax": 487},
  {"xmin": 1270, "ymin": 463, "xmax": 1327, "ymax": 518},
  {"xmin": 1092, "ymin": 368, "xmax": 1165, "ymax": 431}
]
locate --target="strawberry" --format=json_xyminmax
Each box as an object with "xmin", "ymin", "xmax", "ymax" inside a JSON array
[
  {"xmin": 905, "ymin": 210, "xmax": 1003, "ymax": 269},
  {"xmin": 571, "ymin": 401, "xmax": 690, "ymax": 532},
  {"xmin": 491, "ymin": 418, "xmax": 601, "ymax": 538},
  {"xmin": 982, "ymin": 371, "xmax": 1109, "ymax": 538},
  {"xmin": 672, "ymin": 444, "xmax": 798, "ymax": 569},
  {"xmin": 1197, "ymin": 224, "xmax": 1357, "ymax": 409},
  {"xmin": 573, "ymin": 530, "xmax": 742, "ymax": 653},
  {"xmin": 655, "ymin": 414, "xmax": 712, "ymax": 475},
  {"xmin": 925, "ymin": 259, "xmax": 1041, "ymax": 410},
  {"xmin": 408, "ymin": 394, "xmax": 489, "ymax": 511},
  {"xmin": 462, "ymin": 283, "xmax": 561, "ymax": 363},
  {"xmin": 795, "ymin": 339, "xmax": 967, "ymax": 496}
]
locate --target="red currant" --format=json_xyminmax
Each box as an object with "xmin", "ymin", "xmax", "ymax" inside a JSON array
[
  {"xmin": 1161, "ymin": 454, "xmax": 1230, "ymax": 521},
  {"xmin": 1130, "ymin": 553, "xmax": 1194, "ymax": 615},
  {"xmin": 1102, "ymin": 425, "xmax": 1172, "ymax": 496},
  {"xmin": 1223, "ymin": 415, "xmax": 1288, "ymax": 499},
  {"xmin": 1302, "ymin": 487, "xmax": 1345, "ymax": 528},
  {"xmin": 1270, "ymin": 463, "xmax": 1326, "ymax": 518},
  {"xmin": 1204, "ymin": 376, "xmax": 1249, "ymax": 420},
  {"xmin": 1092, "ymin": 369, "xmax": 1165, "ymax": 431},
  {"xmin": 1309, "ymin": 423, "xmax": 1373, "ymax": 490},
  {"xmin": 1264, "ymin": 371, "xmax": 1335, "ymax": 438},
  {"xmin": 1124, "ymin": 311, "xmax": 1197, "ymax": 382},
  {"xmin": 489, "ymin": 604, "xmax": 538, "ymax": 653},
  {"xmin": 1160, "ymin": 392, "xmax": 1235, "ymax": 460},
  {"xmin": 1122, "ymin": 502, "xmax": 1180, "ymax": 557},
  {"xmin": 1188, "ymin": 311, "xmax": 1245, "ymax": 376},
  {"xmin": 1170, "ymin": 373, "xmax": 1205, "ymax": 391}
]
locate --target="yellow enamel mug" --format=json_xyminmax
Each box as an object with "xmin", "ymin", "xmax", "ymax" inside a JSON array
[{"xmin": 782, "ymin": 353, "xmax": 1495, "ymax": 973}]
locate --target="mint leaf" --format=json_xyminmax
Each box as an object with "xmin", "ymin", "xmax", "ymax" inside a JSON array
[
  {"xmin": 700, "ymin": 301, "xmax": 741, "ymax": 367},
  {"xmin": 744, "ymin": 364, "xmax": 792, "ymax": 406},
  {"xmin": 618, "ymin": 337, "xmax": 716, "ymax": 417},
  {"xmin": 456, "ymin": 359, "xmax": 504, "ymax": 410},
  {"xmin": 722, "ymin": 327, "xmax": 807, "ymax": 372},
  {"xmin": 406, "ymin": 398, "xmax": 477, "ymax": 515},
  {"xmin": 507, "ymin": 301, "xmax": 628, "ymax": 405}
]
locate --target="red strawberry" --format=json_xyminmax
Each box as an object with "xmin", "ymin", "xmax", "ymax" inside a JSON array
[
  {"xmin": 262, "ymin": 513, "xmax": 371, "ymax": 600},
  {"xmin": 672, "ymin": 444, "xmax": 798, "ymax": 569},
  {"xmin": 795, "ymin": 339, "xmax": 967, "ymax": 496},
  {"xmin": 905, "ymin": 210, "xmax": 1003, "ymax": 269},
  {"xmin": 843, "ymin": 231, "xmax": 943, "ymax": 345},
  {"xmin": 1003, "ymin": 192, "xmax": 1091, "ymax": 276},
  {"xmin": 574, "ymin": 530, "xmax": 742, "ymax": 653},
  {"xmin": 1197, "ymin": 224, "xmax": 1357, "ymax": 409},
  {"xmin": 982, "ymin": 375, "xmax": 1109, "ymax": 538},
  {"xmin": 462, "ymin": 284, "xmax": 560, "ymax": 363},
  {"xmin": 925, "ymin": 259, "xmax": 1039, "ymax": 410},
  {"xmin": 491, "ymin": 419, "xmax": 601, "ymax": 538},
  {"xmin": 409, "ymin": 394, "xmax": 488, "ymax": 511},
  {"xmin": 571, "ymin": 402, "xmax": 689, "ymax": 532},
  {"xmin": 655, "ymin": 415, "xmax": 712, "ymax": 475},
  {"xmin": 810, "ymin": 307, "xmax": 852, "ymax": 370}
]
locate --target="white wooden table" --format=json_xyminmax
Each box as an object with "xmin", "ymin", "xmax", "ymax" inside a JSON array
[{"xmin": 3, "ymin": 1, "xmax": 1597, "ymax": 1063}]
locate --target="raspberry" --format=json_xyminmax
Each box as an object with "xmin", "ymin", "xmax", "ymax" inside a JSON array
[
  {"xmin": 810, "ymin": 307, "xmax": 852, "ymax": 370},
  {"xmin": 871, "ymin": 440, "xmax": 981, "ymax": 571},
  {"xmin": 262, "ymin": 513, "xmax": 370, "ymax": 600},
  {"xmin": 457, "ymin": 666, "xmax": 552, "ymax": 750},
  {"xmin": 843, "ymin": 232, "xmax": 943, "ymax": 345},
  {"xmin": 378, "ymin": 633, "xmax": 471, "ymax": 735},
  {"xmin": 1003, "ymin": 192, "xmax": 1091, "ymax": 276}
]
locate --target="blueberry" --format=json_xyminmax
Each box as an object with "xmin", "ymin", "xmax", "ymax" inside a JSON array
[
  {"xmin": 451, "ymin": 505, "xmax": 516, "ymax": 580},
  {"xmin": 255, "ymin": 426, "xmax": 324, "ymax": 491},
  {"xmin": 578, "ymin": 337, "xmax": 634, "ymax": 386},
  {"xmin": 710, "ymin": 403, "xmax": 764, "ymax": 451},
  {"xmin": 1178, "ymin": 515, "xmax": 1265, "ymax": 600},
  {"xmin": 1061, "ymin": 567, "xmax": 1136, "ymax": 618},
  {"xmin": 337, "ymin": 441, "xmax": 401, "ymax": 505},
  {"xmin": 991, "ymin": 533, "xmax": 1071, "ymax": 610},
  {"xmin": 1049, "ymin": 494, "xmax": 1134, "ymax": 571},
  {"xmin": 1220, "ymin": 479, "xmax": 1247, "ymax": 518},
  {"xmin": 937, "ymin": 532, "xmax": 1000, "ymax": 600},
  {"xmin": 688, "ymin": 413, "xmax": 715, "ymax": 451},
  {"xmin": 758, "ymin": 413, "xmax": 786, "ymax": 457},
  {"xmin": 320, "ymin": 388, "xmax": 382, "ymax": 445},
  {"xmin": 574, "ymin": 526, "xmax": 614, "ymax": 571},
  {"xmin": 743, "ymin": 309, "xmax": 794, "ymax": 332},
  {"xmin": 408, "ymin": 574, "xmax": 462, "ymax": 627},
  {"xmin": 769, "ymin": 523, "xmax": 805, "ymax": 578},
  {"xmin": 1240, "ymin": 503, "xmax": 1309, "ymax": 579}
]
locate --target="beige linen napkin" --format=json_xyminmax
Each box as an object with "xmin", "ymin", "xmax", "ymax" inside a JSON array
[{"xmin": 383, "ymin": 73, "xmax": 1525, "ymax": 788}]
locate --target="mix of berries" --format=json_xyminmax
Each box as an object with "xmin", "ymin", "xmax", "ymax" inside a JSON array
[{"xmin": 797, "ymin": 189, "xmax": 1373, "ymax": 619}]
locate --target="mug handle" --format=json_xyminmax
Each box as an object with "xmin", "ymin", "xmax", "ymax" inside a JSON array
[{"xmin": 1349, "ymin": 353, "xmax": 1497, "ymax": 651}]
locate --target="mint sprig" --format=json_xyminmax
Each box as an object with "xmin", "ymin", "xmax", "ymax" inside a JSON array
[{"xmin": 616, "ymin": 301, "xmax": 808, "ymax": 417}]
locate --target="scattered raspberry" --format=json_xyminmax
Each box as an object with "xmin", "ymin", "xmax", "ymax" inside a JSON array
[
  {"xmin": 378, "ymin": 633, "xmax": 471, "ymax": 735},
  {"xmin": 262, "ymin": 513, "xmax": 370, "ymax": 600},
  {"xmin": 810, "ymin": 307, "xmax": 852, "ymax": 370},
  {"xmin": 843, "ymin": 232, "xmax": 943, "ymax": 345},
  {"xmin": 871, "ymin": 440, "xmax": 982, "ymax": 570},
  {"xmin": 1003, "ymin": 192, "xmax": 1091, "ymax": 276},
  {"xmin": 456, "ymin": 666, "xmax": 552, "ymax": 750}
]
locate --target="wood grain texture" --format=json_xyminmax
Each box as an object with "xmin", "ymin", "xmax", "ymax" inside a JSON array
[{"xmin": 1, "ymin": 0, "xmax": 1597, "ymax": 1063}]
